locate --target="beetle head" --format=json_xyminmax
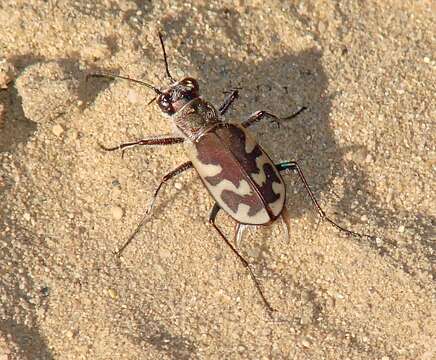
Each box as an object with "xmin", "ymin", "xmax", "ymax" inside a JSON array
[{"xmin": 156, "ymin": 77, "xmax": 199, "ymax": 115}]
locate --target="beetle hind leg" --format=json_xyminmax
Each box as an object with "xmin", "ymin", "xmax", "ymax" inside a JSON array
[
  {"xmin": 276, "ymin": 161, "xmax": 374, "ymax": 240},
  {"xmin": 280, "ymin": 205, "xmax": 291, "ymax": 240},
  {"xmin": 209, "ymin": 203, "xmax": 275, "ymax": 313}
]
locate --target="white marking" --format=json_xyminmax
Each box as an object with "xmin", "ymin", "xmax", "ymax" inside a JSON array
[
  {"xmin": 209, "ymin": 178, "xmax": 252, "ymax": 197},
  {"xmin": 222, "ymin": 202, "xmax": 270, "ymax": 225},
  {"xmin": 195, "ymin": 161, "xmax": 222, "ymax": 177},
  {"xmin": 268, "ymin": 181, "xmax": 286, "ymax": 216},
  {"xmin": 251, "ymin": 154, "xmax": 270, "ymax": 186}
]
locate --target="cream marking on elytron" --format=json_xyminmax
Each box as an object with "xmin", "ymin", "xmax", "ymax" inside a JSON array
[{"xmin": 269, "ymin": 181, "xmax": 286, "ymax": 216}]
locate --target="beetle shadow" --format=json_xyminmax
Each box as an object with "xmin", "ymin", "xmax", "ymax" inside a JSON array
[
  {"xmin": 0, "ymin": 49, "xmax": 125, "ymax": 154},
  {"xmin": 123, "ymin": 307, "xmax": 199, "ymax": 359}
]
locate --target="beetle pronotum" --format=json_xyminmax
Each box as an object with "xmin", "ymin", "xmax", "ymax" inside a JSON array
[{"xmin": 89, "ymin": 33, "xmax": 372, "ymax": 313}]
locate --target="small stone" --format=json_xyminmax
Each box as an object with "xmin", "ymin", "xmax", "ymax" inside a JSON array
[
  {"xmin": 398, "ymin": 225, "xmax": 405, "ymax": 233},
  {"xmin": 110, "ymin": 206, "xmax": 123, "ymax": 220},
  {"xmin": 375, "ymin": 237, "xmax": 384, "ymax": 247},
  {"xmin": 0, "ymin": 59, "xmax": 16, "ymax": 89},
  {"xmin": 174, "ymin": 182, "xmax": 183, "ymax": 190},
  {"xmin": 108, "ymin": 288, "xmax": 118, "ymax": 299},
  {"xmin": 423, "ymin": 56, "xmax": 430, "ymax": 63},
  {"xmin": 52, "ymin": 124, "xmax": 64, "ymax": 136},
  {"xmin": 67, "ymin": 129, "xmax": 78, "ymax": 141},
  {"xmin": 127, "ymin": 89, "xmax": 140, "ymax": 104},
  {"xmin": 23, "ymin": 212, "xmax": 31, "ymax": 221},
  {"xmin": 301, "ymin": 338, "xmax": 311, "ymax": 348}
]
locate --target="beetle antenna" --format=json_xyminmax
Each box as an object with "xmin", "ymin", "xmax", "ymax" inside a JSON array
[
  {"xmin": 86, "ymin": 72, "xmax": 162, "ymax": 95},
  {"xmin": 158, "ymin": 31, "xmax": 176, "ymax": 83}
]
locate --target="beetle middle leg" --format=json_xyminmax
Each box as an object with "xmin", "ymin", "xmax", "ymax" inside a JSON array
[
  {"xmin": 242, "ymin": 107, "xmax": 307, "ymax": 128},
  {"xmin": 116, "ymin": 161, "xmax": 193, "ymax": 256},
  {"xmin": 209, "ymin": 203, "xmax": 275, "ymax": 313},
  {"xmin": 276, "ymin": 161, "xmax": 373, "ymax": 239}
]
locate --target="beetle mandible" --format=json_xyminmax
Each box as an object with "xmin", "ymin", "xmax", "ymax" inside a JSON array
[{"xmin": 89, "ymin": 32, "xmax": 370, "ymax": 313}]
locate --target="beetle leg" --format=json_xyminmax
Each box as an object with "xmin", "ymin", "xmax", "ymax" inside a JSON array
[
  {"xmin": 100, "ymin": 136, "xmax": 185, "ymax": 158},
  {"xmin": 208, "ymin": 203, "xmax": 275, "ymax": 313},
  {"xmin": 276, "ymin": 161, "xmax": 373, "ymax": 240},
  {"xmin": 242, "ymin": 107, "xmax": 307, "ymax": 128},
  {"xmin": 115, "ymin": 161, "xmax": 193, "ymax": 256},
  {"xmin": 218, "ymin": 89, "xmax": 240, "ymax": 116},
  {"xmin": 280, "ymin": 205, "xmax": 291, "ymax": 240}
]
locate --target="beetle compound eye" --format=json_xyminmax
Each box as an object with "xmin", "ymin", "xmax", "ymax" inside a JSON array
[
  {"xmin": 160, "ymin": 95, "xmax": 170, "ymax": 107},
  {"xmin": 157, "ymin": 94, "xmax": 175, "ymax": 115}
]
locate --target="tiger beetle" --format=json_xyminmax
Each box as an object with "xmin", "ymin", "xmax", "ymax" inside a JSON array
[{"xmin": 88, "ymin": 32, "xmax": 372, "ymax": 313}]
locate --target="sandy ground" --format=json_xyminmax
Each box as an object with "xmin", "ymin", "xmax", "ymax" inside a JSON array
[{"xmin": 0, "ymin": 0, "xmax": 435, "ymax": 359}]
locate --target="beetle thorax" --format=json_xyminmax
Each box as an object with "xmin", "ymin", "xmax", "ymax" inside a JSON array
[
  {"xmin": 173, "ymin": 98, "xmax": 220, "ymax": 140},
  {"xmin": 156, "ymin": 77, "xmax": 220, "ymax": 141}
]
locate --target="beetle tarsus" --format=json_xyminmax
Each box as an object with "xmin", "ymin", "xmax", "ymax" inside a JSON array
[
  {"xmin": 219, "ymin": 89, "xmax": 240, "ymax": 116},
  {"xmin": 242, "ymin": 107, "xmax": 307, "ymax": 128}
]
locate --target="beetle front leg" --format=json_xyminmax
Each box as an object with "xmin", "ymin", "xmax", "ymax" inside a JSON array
[
  {"xmin": 116, "ymin": 161, "xmax": 193, "ymax": 256},
  {"xmin": 276, "ymin": 161, "xmax": 373, "ymax": 239},
  {"xmin": 208, "ymin": 203, "xmax": 275, "ymax": 313},
  {"xmin": 100, "ymin": 136, "xmax": 185, "ymax": 158},
  {"xmin": 242, "ymin": 107, "xmax": 307, "ymax": 128},
  {"xmin": 218, "ymin": 89, "xmax": 240, "ymax": 116}
]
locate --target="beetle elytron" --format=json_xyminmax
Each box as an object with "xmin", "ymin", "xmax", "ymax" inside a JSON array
[{"xmin": 90, "ymin": 33, "xmax": 369, "ymax": 313}]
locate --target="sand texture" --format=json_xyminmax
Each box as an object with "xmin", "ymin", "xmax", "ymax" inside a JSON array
[{"xmin": 0, "ymin": 0, "xmax": 434, "ymax": 359}]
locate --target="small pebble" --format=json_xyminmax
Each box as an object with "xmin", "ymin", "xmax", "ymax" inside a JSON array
[
  {"xmin": 375, "ymin": 237, "xmax": 384, "ymax": 247},
  {"xmin": 110, "ymin": 206, "xmax": 123, "ymax": 220},
  {"xmin": 398, "ymin": 225, "xmax": 405, "ymax": 233},
  {"xmin": 301, "ymin": 338, "xmax": 311, "ymax": 348},
  {"xmin": 52, "ymin": 124, "xmax": 64, "ymax": 136},
  {"xmin": 108, "ymin": 288, "xmax": 118, "ymax": 299},
  {"xmin": 0, "ymin": 60, "xmax": 16, "ymax": 89},
  {"xmin": 127, "ymin": 89, "xmax": 140, "ymax": 104},
  {"xmin": 423, "ymin": 56, "xmax": 430, "ymax": 63}
]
